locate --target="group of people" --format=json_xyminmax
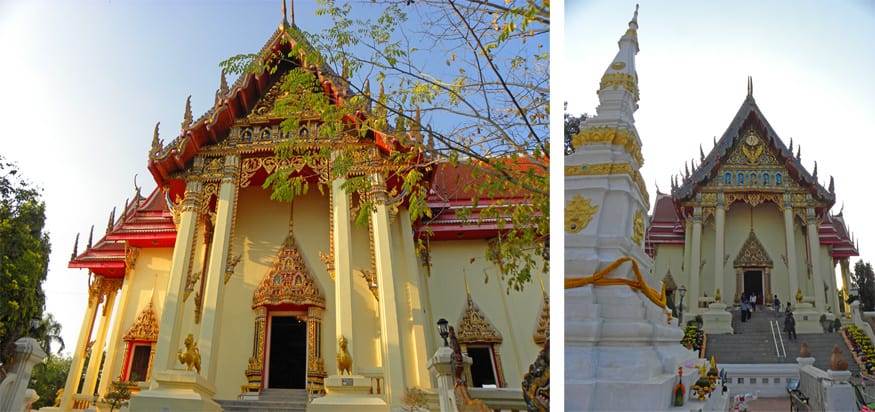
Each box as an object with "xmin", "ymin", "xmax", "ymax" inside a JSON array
[{"xmin": 738, "ymin": 292, "xmax": 797, "ymax": 340}]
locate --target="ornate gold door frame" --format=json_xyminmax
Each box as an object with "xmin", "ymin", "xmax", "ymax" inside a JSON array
[{"xmin": 243, "ymin": 305, "xmax": 325, "ymax": 396}]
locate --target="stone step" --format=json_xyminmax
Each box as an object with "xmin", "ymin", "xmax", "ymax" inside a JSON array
[
  {"xmin": 703, "ymin": 310, "xmax": 859, "ymax": 373},
  {"xmin": 217, "ymin": 389, "xmax": 309, "ymax": 412},
  {"xmin": 217, "ymin": 399, "xmax": 308, "ymax": 412}
]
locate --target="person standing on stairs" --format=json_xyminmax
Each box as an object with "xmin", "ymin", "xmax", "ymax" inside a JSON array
[
  {"xmin": 774, "ymin": 295, "xmax": 781, "ymax": 316},
  {"xmin": 784, "ymin": 309, "xmax": 797, "ymax": 341}
]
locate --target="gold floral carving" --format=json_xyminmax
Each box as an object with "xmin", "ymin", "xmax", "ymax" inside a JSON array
[
  {"xmin": 599, "ymin": 72, "xmax": 639, "ymax": 102},
  {"xmin": 88, "ymin": 275, "xmax": 122, "ymax": 307},
  {"xmin": 565, "ymin": 163, "xmax": 649, "ymax": 205},
  {"xmin": 570, "ymin": 127, "xmax": 644, "ymax": 167},
  {"xmin": 723, "ymin": 193, "xmax": 782, "ymax": 208},
  {"xmin": 252, "ymin": 234, "xmax": 325, "ymax": 308},
  {"xmin": 457, "ymin": 294, "xmax": 503, "ymax": 344},
  {"xmin": 533, "ymin": 295, "xmax": 549, "ymax": 346},
  {"xmin": 631, "ymin": 209, "xmax": 644, "ymax": 245},
  {"xmin": 123, "ymin": 299, "xmax": 159, "ymax": 342},
  {"xmin": 733, "ymin": 230, "xmax": 773, "ymax": 268},
  {"xmin": 565, "ymin": 194, "xmax": 598, "ymax": 234}
]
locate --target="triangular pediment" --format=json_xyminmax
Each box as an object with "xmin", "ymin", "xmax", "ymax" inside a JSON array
[
  {"xmin": 673, "ymin": 95, "xmax": 834, "ymax": 208},
  {"xmin": 457, "ymin": 294, "xmax": 503, "ymax": 344},
  {"xmin": 123, "ymin": 299, "xmax": 159, "ymax": 342},
  {"xmin": 252, "ymin": 234, "xmax": 325, "ymax": 308},
  {"xmin": 733, "ymin": 229, "xmax": 773, "ymax": 268}
]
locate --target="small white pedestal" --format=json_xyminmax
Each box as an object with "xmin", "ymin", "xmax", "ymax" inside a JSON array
[
  {"xmin": 128, "ymin": 370, "xmax": 222, "ymax": 412},
  {"xmin": 793, "ymin": 303, "xmax": 823, "ymax": 334},
  {"xmin": 308, "ymin": 375, "xmax": 388, "ymax": 412},
  {"xmin": 702, "ymin": 303, "xmax": 733, "ymax": 334}
]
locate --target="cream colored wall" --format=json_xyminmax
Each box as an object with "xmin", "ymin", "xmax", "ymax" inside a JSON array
[
  {"xmin": 425, "ymin": 239, "xmax": 546, "ymax": 387},
  {"xmin": 654, "ymin": 200, "xmax": 842, "ymax": 316},
  {"xmin": 103, "ymin": 247, "xmax": 172, "ymax": 385},
  {"xmin": 211, "ymin": 184, "xmax": 385, "ymax": 399}
]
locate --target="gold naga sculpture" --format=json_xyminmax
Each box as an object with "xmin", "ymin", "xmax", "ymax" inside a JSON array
[
  {"xmin": 336, "ymin": 336, "xmax": 352, "ymax": 375},
  {"xmin": 178, "ymin": 333, "xmax": 202, "ymax": 374}
]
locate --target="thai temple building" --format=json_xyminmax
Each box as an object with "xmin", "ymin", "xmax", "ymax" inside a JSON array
[
  {"xmin": 57, "ymin": 6, "xmax": 547, "ymax": 411},
  {"xmin": 646, "ymin": 77, "xmax": 860, "ymax": 333}
]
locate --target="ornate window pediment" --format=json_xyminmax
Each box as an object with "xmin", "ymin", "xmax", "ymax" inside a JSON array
[
  {"xmin": 252, "ymin": 234, "xmax": 325, "ymax": 308},
  {"xmin": 733, "ymin": 230, "xmax": 773, "ymax": 268},
  {"xmin": 123, "ymin": 299, "xmax": 159, "ymax": 342},
  {"xmin": 457, "ymin": 294, "xmax": 502, "ymax": 344}
]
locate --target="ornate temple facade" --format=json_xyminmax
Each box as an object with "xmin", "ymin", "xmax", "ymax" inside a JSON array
[
  {"xmin": 646, "ymin": 81, "xmax": 859, "ymax": 330},
  {"xmin": 58, "ymin": 11, "xmax": 547, "ymax": 411}
]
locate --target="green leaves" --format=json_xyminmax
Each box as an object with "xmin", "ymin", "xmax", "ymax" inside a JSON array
[{"xmin": 0, "ymin": 156, "xmax": 51, "ymax": 375}]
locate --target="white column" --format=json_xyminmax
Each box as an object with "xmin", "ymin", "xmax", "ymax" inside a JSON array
[
  {"xmin": 713, "ymin": 195, "xmax": 726, "ymax": 302},
  {"xmin": 689, "ymin": 206, "xmax": 703, "ymax": 313},
  {"xmin": 370, "ymin": 174, "xmax": 407, "ymax": 406},
  {"xmin": 98, "ymin": 270, "xmax": 134, "ymax": 397},
  {"xmin": 806, "ymin": 207, "xmax": 825, "ymax": 310},
  {"xmin": 197, "ymin": 155, "xmax": 239, "ymax": 384},
  {"xmin": 783, "ymin": 197, "xmax": 799, "ymax": 305},
  {"xmin": 331, "ymin": 171, "xmax": 356, "ymax": 369},
  {"xmin": 398, "ymin": 208, "xmax": 433, "ymax": 387},
  {"xmin": 150, "ymin": 180, "xmax": 202, "ymax": 379},
  {"xmin": 82, "ymin": 286, "xmax": 119, "ymax": 397},
  {"xmin": 59, "ymin": 287, "xmax": 100, "ymax": 411}
]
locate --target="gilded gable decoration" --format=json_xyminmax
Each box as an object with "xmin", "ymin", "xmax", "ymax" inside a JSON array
[
  {"xmin": 457, "ymin": 294, "xmax": 503, "ymax": 344},
  {"xmin": 252, "ymin": 234, "xmax": 325, "ymax": 308},
  {"xmin": 123, "ymin": 299, "xmax": 159, "ymax": 342},
  {"xmin": 733, "ymin": 229, "xmax": 773, "ymax": 268},
  {"xmin": 533, "ymin": 295, "xmax": 549, "ymax": 346}
]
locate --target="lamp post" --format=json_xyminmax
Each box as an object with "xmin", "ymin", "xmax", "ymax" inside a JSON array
[
  {"xmin": 437, "ymin": 318, "xmax": 449, "ymax": 347},
  {"xmin": 678, "ymin": 285, "xmax": 687, "ymax": 327}
]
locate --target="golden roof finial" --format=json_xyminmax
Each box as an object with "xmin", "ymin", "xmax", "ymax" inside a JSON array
[
  {"xmin": 150, "ymin": 122, "xmax": 162, "ymax": 158},
  {"xmin": 281, "ymin": 0, "xmax": 288, "ymax": 27},
  {"xmin": 748, "ymin": 76, "xmax": 753, "ymax": 97},
  {"xmin": 181, "ymin": 95, "xmax": 193, "ymax": 129},
  {"xmin": 87, "ymin": 225, "xmax": 94, "ymax": 249}
]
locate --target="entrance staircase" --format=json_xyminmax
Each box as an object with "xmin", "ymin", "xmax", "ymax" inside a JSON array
[
  {"xmin": 703, "ymin": 308, "xmax": 858, "ymax": 374},
  {"xmin": 217, "ymin": 389, "xmax": 308, "ymax": 412}
]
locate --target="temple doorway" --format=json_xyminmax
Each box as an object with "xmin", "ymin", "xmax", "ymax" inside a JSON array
[
  {"xmin": 743, "ymin": 270, "xmax": 764, "ymax": 305},
  {"xmin": 266, "ymin": 315, "xmax": 307, "ymax": 389}
]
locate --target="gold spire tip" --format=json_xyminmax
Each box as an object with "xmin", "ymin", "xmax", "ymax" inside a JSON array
[{"xmin": 747, "ymin": 76, "xmax": 753, "ymax": 97}]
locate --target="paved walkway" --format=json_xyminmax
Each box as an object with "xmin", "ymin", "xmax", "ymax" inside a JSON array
[{"xmin": 745, "ymin": 397, "xmax": 790, "ymax": 411}]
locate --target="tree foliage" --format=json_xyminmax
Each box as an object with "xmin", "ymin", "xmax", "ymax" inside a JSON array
[
  {"xmin": 29, "ymin": 354, "xmax": 71, "ymax": 409},
  {"xmin": 564, "ymin": 103, "xmax": 588, "ymax": 155},
  {"xmin": 0, "ymin": 156, "xmax": 51, "ymax": 376},
  {"xmin": 851, "ymin": 260, "xmax": 875, "ymax": 311},
  {"xmin": 221, "ymin": 0, "xmax": 549, "ymax": 291}
]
